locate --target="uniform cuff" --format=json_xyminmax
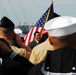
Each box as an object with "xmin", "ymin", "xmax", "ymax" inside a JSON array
[{"xmin": 9, "ymin": 51, "xmax": 17, "ymax": 59}]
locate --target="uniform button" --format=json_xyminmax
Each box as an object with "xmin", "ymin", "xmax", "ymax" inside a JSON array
[
  {"xmin": 72, "ymin": 67, "xmax": 75, "ymax": 70},
  {"xmin": 47, "ymin": 67, "xmax": 49, "ymax": 70}
]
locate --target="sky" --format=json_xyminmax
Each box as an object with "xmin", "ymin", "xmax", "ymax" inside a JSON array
[{"xmin": 0, "ymin": 0, "xmax": 76, "ymax": 26}]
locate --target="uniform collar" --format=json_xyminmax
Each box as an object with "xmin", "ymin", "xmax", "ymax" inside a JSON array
[
  {"xmin": 35, "ymin": 39, "xmax": 39, "ymax": 43},
  {"xmin": 41, "ymin": 47, "xmax": 76, "ymax": 74}
]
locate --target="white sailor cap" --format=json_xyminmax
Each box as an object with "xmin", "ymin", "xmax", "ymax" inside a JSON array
[
  {"xmin": 44, "ymin": 16, "xmax": 76, "ymax": 37},
  {"xmin": 14, "ymin": 28, "xmax": 22, "ymax": 34}
]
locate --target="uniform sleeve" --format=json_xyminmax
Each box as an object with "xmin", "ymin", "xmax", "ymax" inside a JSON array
[
  {"xmin": 29, "ymin": 50, "xmax": 37, "ymax": 64},
  {"xmin": 10, "ymin": 45, "xmax": 31, "ymax": 59}
]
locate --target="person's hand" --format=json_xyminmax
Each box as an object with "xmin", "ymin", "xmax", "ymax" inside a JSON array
[
  {"xmin": 14, "ymin": 33, "xmax": 23, "ymax": 46},
  {"xmin": 0, "ymin": 41, "xmax": 12, "ymax": 55},
  {"xmin": 14, "ymin": 32, "xmax": 31, "ymax": 52}
]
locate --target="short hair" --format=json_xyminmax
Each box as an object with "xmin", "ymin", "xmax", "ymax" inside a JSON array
[
  {"xmin": 57, "ymin": 32, "xmax": 76, "ymax": 42},
  {"xmin": 51, "ymin": 32, "xmax": 76, "ymax": 46},
  {"xmin": 0, "ymin": 27, "xmax": 13, "ymax": 36},
  {"xmin": 34, "ymin": 31, "xmax": 40, "ymax": 36}
]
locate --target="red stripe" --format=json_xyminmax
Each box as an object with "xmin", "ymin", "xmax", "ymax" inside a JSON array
[
  {"xmin": 40, "ymin": 27, "xmax": 44, "ymax": 35},
  {"xmin": 24, "ymin": 34, "xmax": 28, "ymax": 44},
  {"xmin": 27, "ymin": 27, "xmax": 34, "ymax": 45},
  {"xmin": 36, "ymin": 27, "xmax": 39, "ymax": 31}
]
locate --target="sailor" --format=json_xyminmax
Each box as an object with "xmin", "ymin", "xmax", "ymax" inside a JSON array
[{"xmin": 28, "ymin": 16, "xmax": 76, "ymax": 75}]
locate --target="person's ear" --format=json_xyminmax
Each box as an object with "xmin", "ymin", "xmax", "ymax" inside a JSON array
[{"xmin": 49, "ymin": 37, "xmax": 53, "ymax": 45}]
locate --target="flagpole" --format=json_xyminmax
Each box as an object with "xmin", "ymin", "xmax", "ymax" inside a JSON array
[
  {"xmin": 46, "ymin": 2, "xmax": 53, "ymax": 23},
  {"xmin": 41, "ymin": 1, "xmax": 53, "ymax": 32}
]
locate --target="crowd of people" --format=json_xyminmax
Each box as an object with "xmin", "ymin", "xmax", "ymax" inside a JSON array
[{"xmin": 0, "ymin": 15, "xmax": 76, "ymax": 75}]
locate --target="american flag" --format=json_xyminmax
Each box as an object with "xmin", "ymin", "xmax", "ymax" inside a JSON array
[{"xmin": 24, "ymin": 2, "xmax": 54, "ymax": 46}]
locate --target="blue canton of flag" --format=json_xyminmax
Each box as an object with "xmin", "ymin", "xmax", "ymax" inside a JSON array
[{"xmin": 35, "ymin": 12, "xmax": 48, "ymax": 27}]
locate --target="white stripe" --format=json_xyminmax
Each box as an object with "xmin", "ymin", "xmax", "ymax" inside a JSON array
[
  {"xmin": 42, "ymin": 72, "xmax": 76, "ymax": 75},
  {"xmin": 25, "ymin": 28, "xmax": 33, "ymax": 45},
  {"xmin": 26, "ymin": 29, "xmax": 32, "ymax": 45},
  {"xmin": 0, "ymin": 58, "xmax": 2, "ymax": 65},
  {"xmin": 38, "ymin": 27, "xmax": 42, "ymax": 32},
  {"xmin": 41, "ymin": 64, "xmax": 76, "ymax": 75},
  {"xmin": 30, "ymin": 27, "xmax": 36, "ymax": 42}
]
